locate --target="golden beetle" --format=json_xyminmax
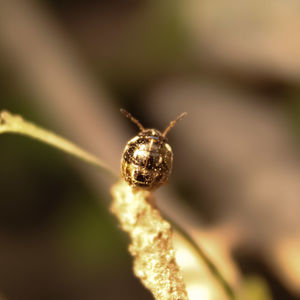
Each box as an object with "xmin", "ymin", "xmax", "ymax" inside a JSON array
[{"xmin": 120, "ymin": 109, "xmax": 187, "ymax": 190}]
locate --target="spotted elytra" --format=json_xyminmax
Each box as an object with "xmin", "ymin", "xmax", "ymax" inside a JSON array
[{"xmin": 120, "ymin": 109, "xmax": 187, "ymax": 190}]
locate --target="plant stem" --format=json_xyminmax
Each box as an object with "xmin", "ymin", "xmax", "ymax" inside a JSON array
[
  {"xmin": 0, "ymin": 110, "xmax": 118, "ymax": 178},
  {"xmin": 172, "ymin": 222, "xmax": 236, "ymax": 300}
]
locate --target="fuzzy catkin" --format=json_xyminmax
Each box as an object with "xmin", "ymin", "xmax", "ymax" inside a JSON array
[{"xmin": 110, "ymin": 180, "xmax": 188, "ymax": 300}]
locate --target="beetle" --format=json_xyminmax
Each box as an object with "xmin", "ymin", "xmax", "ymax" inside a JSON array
[{"xmin": 120, "ymin": 108, "xmax": 187, "ymax": 190}]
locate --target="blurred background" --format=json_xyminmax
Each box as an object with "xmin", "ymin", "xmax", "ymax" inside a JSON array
[{"xmin": 0, "ymin": 0, "xmax": 300, "ymax": 299}]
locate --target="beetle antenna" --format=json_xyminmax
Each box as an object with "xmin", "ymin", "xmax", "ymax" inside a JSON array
[
  {"xmin": 162, "ymin": 112, "xmax": 187, "ymax": 137},
  {"xmin": 120, "ymin": 108, "xmax": 145, "ymax": 131}
]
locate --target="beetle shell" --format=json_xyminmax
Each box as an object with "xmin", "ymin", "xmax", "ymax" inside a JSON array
[{"xmin": 121, "ymin": 129, "xmax": 173, "ymax": 190}]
